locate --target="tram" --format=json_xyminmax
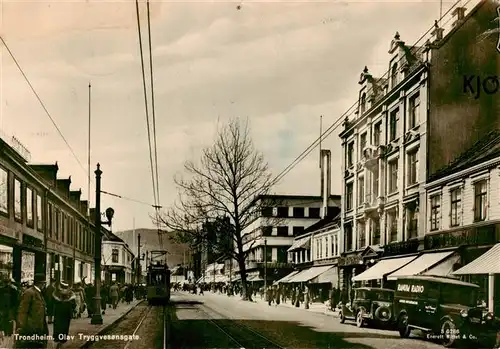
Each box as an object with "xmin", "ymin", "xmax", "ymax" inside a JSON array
[{"xmin": 146, "ymin": 250, "xmax": 171, "ymax": 305}]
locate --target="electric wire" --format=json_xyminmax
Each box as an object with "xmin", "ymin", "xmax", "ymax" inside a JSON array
[{"xmin": 264, "ymin": 0, "xmax": 467, "ymax": 192}]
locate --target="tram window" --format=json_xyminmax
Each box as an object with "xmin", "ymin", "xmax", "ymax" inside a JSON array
[{"xmin": 149, "ymin": 272, "xmax": 166, "ymax": 285}]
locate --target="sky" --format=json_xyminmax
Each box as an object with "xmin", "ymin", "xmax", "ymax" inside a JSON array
[{"xmin": 0, "ymin": 0, "xmax": 459, "ymax": 232}]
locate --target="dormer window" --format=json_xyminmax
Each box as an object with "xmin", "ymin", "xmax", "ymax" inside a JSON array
[
  {"xmin": 360, "ymin": 93, "xmax": 366, "ymax": 114},
  {"xmin": 391, "ymin": 63, "xmax": 398, "ymax": 88}
]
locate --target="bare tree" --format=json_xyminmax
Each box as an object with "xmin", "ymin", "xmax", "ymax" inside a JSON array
[{"xmin": 154, "ymin": 117, "xmax": 281, "ymax": 301}]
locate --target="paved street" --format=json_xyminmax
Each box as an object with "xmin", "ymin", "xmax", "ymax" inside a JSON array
[{"xmin": 169, "ymin": 292, "xmax": 444, "ymax": 349}]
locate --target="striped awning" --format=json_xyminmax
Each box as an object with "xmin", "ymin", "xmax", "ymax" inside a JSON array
[
  {"xmin": 387, "ymin": 251, "xmax": 455, "ymax": 280},
  {"xmin": 288, "ymin": 238, "xmax": 311, "ymax": 252},
  {"xmin": 276, "ymin": 270, "xmax": 300, "ymax": 283},
  {"xmin": 352, "ymin": 256, "xmax": 417, "ymax": 282},
  {"xmin": 289, "ymin": 266, "xmax": 332, "ymax": 283},
  {"xmin": 453, "ymin": 243, "xmax": 500, "ymax": 275}
]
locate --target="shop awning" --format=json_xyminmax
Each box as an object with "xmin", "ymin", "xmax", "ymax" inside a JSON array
[
  {"xmin": 387, "ymin": 251, "xmax": 456, "ymax": 280},
  {"xmin": 276, "ymin": 270, "xmax": 300, "ymax": 283},
  {"xmin": 423, "ymin": 254, "xmax": 461, "ymax": 277},
  {"xmin": 310, "ymin": 266, "xmax": 338, "ymax": 284},
  {"xmin": 288, "ymin": 238, "xmax": 311, "ymax": 252},
  {"xmin": 454, "ymin": 243, "xmax": 500, "ymax": 275},
  {"xmin": 248, "ymin": 274, "xmax": 263, "ymax": 282},
  {"xmin": 289, "ymin": 265, "xmax": 333, "ymax": 283},
  {"xmin": 230, "ymin": 275, "xmax": 241, "ymax": 282},
  {"xmin": 352, "ymin": 255, "xmax": 417, "ymax": 282}
]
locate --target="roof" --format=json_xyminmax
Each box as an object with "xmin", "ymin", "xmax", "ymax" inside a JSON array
[
  {"xmin": 302, "ymin": 214, "xmax": 340, "ymax": 235},
  {"xmin": 394, "ymin": 275, "xmax": 479, "ymax": 288},
  {"xmin": 429, "ymin": 130, "xmax": 500, "ymax": 182}
]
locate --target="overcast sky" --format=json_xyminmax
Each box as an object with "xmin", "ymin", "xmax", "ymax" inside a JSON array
[{"xmin": 0, "ymin": 0, "xmax": 458, "ymax": 232}]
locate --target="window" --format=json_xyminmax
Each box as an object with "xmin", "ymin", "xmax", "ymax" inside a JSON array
[
  {"xmin": 474, "ymin": 180, "xmax": 488, "ymax": 222},
  {"xmin": 430, "ymin": 195, "xmax": 441, "ymax": 231},
  {"xmin": 346, "ymin": 183, "xmax": 354, "ymax": 210},
  {"xmin": 62, "ymin": 214, "xmax": 66, "ymax": 243},
  {"xmin": 14, "ymin": 178, "xmax": 22, "ymax": 221},
  {"xmin": 391, "ymin": 63, "xmax": 398, "ymax": 88},
  {"xmin": 388, "ymin": 160, "xmax": 398, "ymax": 193},
  {"xmin": 277, "ymin": 247, "xmax": 288, "ymax": 263},
  {"xmin": 55, "ymin": 209, "xmax": 60, "ymax": 240},
  {"xmin": 112, "ymin": 248, "xmax": 119, "ymax": 263},
  {"xmin": 358, "ymin": 177, "xmax": 364, "ymax": 206},
  {"xmin": 372, "ymin": 167, "xmax": 379, "ymax": 201},
  {"xmin": 293, "ymin": 207, "xmax": 305, "ymax": 218},
  {"xmin": 450, "ymin": 188, "xmax": 462, "ymax": 227},
  {"xmin": 389, "ymin": 109, "xmax": 399, "ymax": 141},
  {"xmin": 347, "ymin": 142, "xmax": 354, "ymax": 167},
  {"xmin": 308, "ymin": 207, "xmax": 320, "ymax": 218},
  {"xmin": 387, "ymin": 209, "xmax": 398, "ymax": 242},
  {"xmin": 48, "ymin": 203, "xmax": 53, "ymax": 238},
  {"xmin": 406, "ymin": 202, "xmax": 418, "ymax": 239},
  {"xmin": 262, "ymin": 226, "xmax": 272, "ymax": 236},
  {"xmin": 293, "ymin": 226, "xmax": 304, "ymax": 236},
  {"xmin": 331, "ymin": 235, "xmax": 337, "ymax": 256},
  {"xmin": 264, "ymin": 245, "xmax": 272, "ymax": 262},
  {"xmin": 360, "ymin": 92, "xmax": 366, "ymax": 114},
  {"xmin": 360, "ymin": 133, "xmax": 367, "ymax": 159},
  {"xmin": 358, "ymin": 221, "xmax": 366, "ymax": 248},
  {"xmin": 373, "ymin": 122, "xmax": 382, "ymax": 146},
  {"xmin": 36, "ymin": 194, "xmax": 42, "ymax": 231},
  {"xmin": 277, "ymin": 207, "xmax": 289, "ymax": 218},
  {"xmin": 277, "ymin": 226, "xmax": 288, "ymax": 237},
  {"xmin": 407, "ymin": 150, "xmax": 418, "ymax": 186},
  {"xmin": 344, "ymin": 223, "xmax": 353, "ymax": 251},
  {"xmin": 408, "ymin": 93, "xmax": 420, "ymax": 129},
  {"xmin": 372, "ymin": 217, "xmax": 380, "ymax": 245},
  {"xmin": 0, "ymin": 167, "xmax": 7, "ymax": 214},
  {"xmin": 261, "ymin": 207, "xmax": 273, "ymax": 217},
  {"xmin": 26, "ymin": 187, "xmax": 33, "ymax": 227},
  {"xmin": 318, "ymin": 239, "xmax": 322, "ymax": 259}
]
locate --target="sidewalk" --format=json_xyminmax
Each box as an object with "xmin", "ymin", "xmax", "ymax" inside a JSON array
[{"xmin": 50, "ymin": 299, "xmax": 143, "ymax": 349}]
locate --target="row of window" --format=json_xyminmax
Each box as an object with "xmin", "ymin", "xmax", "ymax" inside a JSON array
[
  {"xmin": 345, "ymin": 149, "xmax": 419, "ymax": 211},
  {"xmin": 314, "ymin": 234, "xmax": 339, "ymax": 260},
  {"xmin": 261, "ymin": 206, "xmax": 321, "ymax": 218},
  {"xmin": 110, "ymin": 248, "xmax": 132, "ymax": 264},
  {"xmin": 347, "ymin": 92, "xmax": 420, "ymax": 167},
  {"xmin": 242, "ymin": 226, "xmax": 305, "ymax": 244},
  {"xmin": 247, "ymin": 246, "xmax": 289, "ymax": 264},
  {"xmin": 429, "ymin": 180, "xmax": 487, "ymax": 231},
  {"xmin": 0, "ymin": 166, "xmax": 94, "ymax": 256}
]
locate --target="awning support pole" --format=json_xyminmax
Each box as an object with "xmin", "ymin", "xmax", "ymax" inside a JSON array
[{"xmin": 488, "ymin": 273, "xmax": 494, "ymax": 314}]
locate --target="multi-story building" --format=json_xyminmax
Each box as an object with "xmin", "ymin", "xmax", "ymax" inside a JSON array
[
  {"xmin": 101, "ymin": 229, "xmax": 135, "ymax": 284},
  {"xmin": 235, "ymin": 192, "xmax": 341, "ymax": 285},
  {"xmin": 0, "ymin": 133, "xmax": 97, "ymax": 285},
  {"xmin": 338, "ymin": 30, "xmax": 429, "ymax": 293}
]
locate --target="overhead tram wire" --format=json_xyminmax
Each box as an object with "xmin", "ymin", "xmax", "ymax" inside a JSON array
[
  {"xmin": 146, "ymin": 0, "xmax": 163, "ymax": 249},
  {"xmin": 262, "ymin": 0, "xmax": 465, "ymax": 191},
  {"xmin": 135, "ymin": 0, "xmax": 159, "ymax": 215}
]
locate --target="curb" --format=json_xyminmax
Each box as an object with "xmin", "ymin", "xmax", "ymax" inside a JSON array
[{"xmin": 79, "ymin": 300, "xmax": 145, "ymax": 349}]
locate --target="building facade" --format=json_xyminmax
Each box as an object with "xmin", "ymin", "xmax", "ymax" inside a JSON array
[
  {"xmin": 338, "ymin": 31, "xmax": 429, "ymax": 294},
  {"xmin": 102, "ymin": 230, "xmax": 135, "ymax": 284},
  {"xmin": 235, "ymin": 194, "xmax": 341, "ymax": 284},
  {"xmin": 0, "ymin": 135, "xmax": 95, "ymax": 286}
]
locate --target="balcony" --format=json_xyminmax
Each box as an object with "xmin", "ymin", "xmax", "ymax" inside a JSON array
[{"xmin": 362, "ymin": 146, "xmax": 380, "ymax": 169}]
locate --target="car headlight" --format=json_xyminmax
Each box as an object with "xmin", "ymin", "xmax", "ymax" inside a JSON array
[{"xmin": 460, "ymin": 309, "xmax": 468, "ymax": 318}]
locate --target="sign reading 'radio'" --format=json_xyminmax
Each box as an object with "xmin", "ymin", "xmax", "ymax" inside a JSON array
[{"xmin": 397, "ymin": 284, "xmax": 425, "ymax": 293}]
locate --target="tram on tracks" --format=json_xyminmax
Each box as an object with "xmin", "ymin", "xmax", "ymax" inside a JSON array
[{"xmin": 146, "ymin": 250, "xmax": 171, "ymax": 305}]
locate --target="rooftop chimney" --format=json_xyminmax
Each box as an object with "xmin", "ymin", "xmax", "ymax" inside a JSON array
[
  {"xmin": 320, "ymin": 149, "xmax": 332, "ymax": 219},
  {"xmin": 80, "ymin": 200, "xmax": 88, "ymax": 216},
  {"xmin": 29, "ymin": 163, "xmax": 58, "ymax": 187},
  {"xmin": 431, "ymin": 20, "xmax": 444, "ymax": 42},
  {"xmin": 70, "ymin": 190, "xmax": 82, "ymax": 208},
  {"xmin": 56, "ymin": 177, "xmax": 71, "ymax": 199},
  {"xmin": 452, "ymin": 7, "xmax": 466, "ymax": 27},
  {"xmin": 89, "ymin": 208, "xmax": 96, "ymax": 222}
]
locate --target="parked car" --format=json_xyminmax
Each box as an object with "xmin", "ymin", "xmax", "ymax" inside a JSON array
[
  {"xmin": 394, "ymin": 275, "xmax": 496, "ymax": 348},
  {"xmin": 339, "ymin": 287, "xmax": 395, "ymax": 328}
]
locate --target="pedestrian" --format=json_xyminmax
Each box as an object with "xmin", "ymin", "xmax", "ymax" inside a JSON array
[
  {"xmin": 16, "ymin": 273, "xmax": 49, "ymax": 349},
  {"xmin": 43, "ymin": 279, "xmax": 56, "ymax": 324},
  {"xmin": 72, "ymin": 283, "xmax": 85, "ymax": 318},
  {"xmin": 85, "ymin": 283, "xmax": 96, "ymax": 318},
  {"xmin": 0, "ymin": 274, "xmax": 19, "ymax": 337},
  {"xmin": 52, "ymin": 281, "xmax": 76, "ymax": 349},
  {"xmin": 275, "ymin": 286, "xmax": 281, "ymax": 306},
  {"xmin": 101, "ymin": 282, "xmax": 109, "ymax": 314},
  {"xmin": 294, "ymin": 287, "xmax": 300, "ymax": 308},
  {"xmin": 266, "ymin": 286, "xmax": 272, "ymax": 306},
  {"xmin": 125, "ymin": 285, "xmax": 133, "ymax": 304},
  {"xmin": 304, "ymin": 285, "xmax": 310, "ymax": 309},
  {"xmin": 109, "ymin": 282, "xmax": 119, "ymax": 309}
]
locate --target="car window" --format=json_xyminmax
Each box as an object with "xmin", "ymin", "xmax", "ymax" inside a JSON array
[{"xmin": 376, "ymin": 292, "xmax": 393, "ymax": 301}]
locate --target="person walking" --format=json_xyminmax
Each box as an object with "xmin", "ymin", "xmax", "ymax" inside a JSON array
[
  {"xmin": 101, "ymin": 282, "xmax": 109, "ymax": 314},
  {"xmin": 124, "ymin": 285, "xmax": 133, "ymax": 304},
  {"xmin": 0, "ymin": 274, "xmax": 19, "ymax": 337},
  {"xmin": 275, "ymin": 285, "xmax": 281, "ymax": 306},
  {"xmin": 294, "ymin": 286, "xmax": 301, "ymax": 308},
  {"xmin": 16, "ymin": 273, "xmax": 49, "ymax": 349},
  {"xmin": 52, "ymin": 281, "xmax": 76, "ymax": 349},
  {"xmin": 109, "ymin": 282, "xmax": 119, "ymax": 309},
  {"xmin": 304, "ymin": 285, "xmax": 310, "ymax": 310},
  {"xmin": 43, "ymin": 279, "xmax": 56, "ymax": 324},
  {"xmin": 72, "ymin": 283, "xmax": 85, "ymax": 319}
]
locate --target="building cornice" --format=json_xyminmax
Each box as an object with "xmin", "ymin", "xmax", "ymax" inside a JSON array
[{"xmin": 426, "ymin": 156, "xmax": 500, "ymax": 189}]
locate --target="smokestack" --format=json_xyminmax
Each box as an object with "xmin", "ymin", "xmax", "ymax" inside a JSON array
[{"xmin": 320, "ymin": 149, "xmax": 332, "ymax": 218}]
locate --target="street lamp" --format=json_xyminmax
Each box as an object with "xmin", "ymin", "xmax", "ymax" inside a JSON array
[
  {"xmin": 91, "ymin": 163, "xmax": 115, "ymax": 325},
  {"xmin": 264, "ymin": 238, "xmax": 267, "ymax": 291}
]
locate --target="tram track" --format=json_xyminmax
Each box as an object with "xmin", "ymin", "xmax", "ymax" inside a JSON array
[{"xmin": 83, "ymin": 302, "xmax": 167, "ymax": 349}]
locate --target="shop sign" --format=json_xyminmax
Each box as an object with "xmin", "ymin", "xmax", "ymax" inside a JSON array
[
  {"xmin": 424, "ymin": 224, "xmax": 498, "ymax": 250},
  {"xmin": 338, "ymin": 254, "xmax": 363, "ymax": 267},
  {"xmin": 397, "ymin": 283, "xmax": 425, "ymax": 293},
  {"xmin": 22, "ymin": 234, "xmax": 44, "ymax": 250},
  {"xmin": 314, "ymin": 258, "xmax": 337, "ymax": 266},
  {"xmin": 383, "ymin": 239, "xmax": 420, "ymax": 257}
]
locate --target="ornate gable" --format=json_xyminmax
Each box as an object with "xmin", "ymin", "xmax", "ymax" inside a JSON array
[{"xmin": 388, "ymin": 31, "xmax": 405, "ymax": 54}]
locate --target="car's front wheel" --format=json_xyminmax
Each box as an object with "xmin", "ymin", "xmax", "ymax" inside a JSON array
[
  {"xmin": 356, "ymin": 310, "xmax": 365, "ymax": 328},
  {"xmin": 441, "ymin": 319, "xmax": 458, "ymax": 348}
]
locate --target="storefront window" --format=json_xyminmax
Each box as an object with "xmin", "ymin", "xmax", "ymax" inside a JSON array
[
  {"xmin": 27, "ymin": 187, "xmax": 33, "ymax": 227},
  {"xmin": 36, "ymin": 194, "xmax": 42, "ymax": 231},
  {"xmin": 0, "ymin": 245, "xmax": 13, "ymax": 279},
  {"xmin": 14, "ymin": 178, "xmax": 22, "ymax": 221},
  {"xmin": 0, "ymin": 168, "xmax": 8, "ymax": 214},
  {"xmin": 21, "ymin": 250, "xmax": 35, "ymax": 284}
]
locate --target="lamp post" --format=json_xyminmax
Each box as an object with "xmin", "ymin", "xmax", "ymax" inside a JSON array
[
  {"xmin": 91, "ymin": 163, "xmax": 115, "ymax": 325},
  {"xmin": 264, "ymin": 238, "xmax": 267, "ymax": 291}
]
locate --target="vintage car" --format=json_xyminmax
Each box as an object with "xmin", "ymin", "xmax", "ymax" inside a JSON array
[
  {"xmin": 339, "ymin": 287, "xmax": 395, "ymax": 328},
  {"xmin": 394, "ymin": 275, "xmax": 497, "ymax": 348}
]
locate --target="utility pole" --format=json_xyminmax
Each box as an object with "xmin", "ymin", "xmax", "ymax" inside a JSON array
[
  {"xmin": 264, "ymin": 238, "xmax": 268, "ymax": 291},
  {"xmin": 137, "ymin": 233, "xmax": 141, "ymax": 284}
]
